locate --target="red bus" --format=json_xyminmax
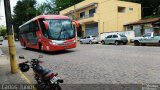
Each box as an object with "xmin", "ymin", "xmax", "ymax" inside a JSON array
[{"xmin": 19, "ymin": 15, "xmax": 78, "ymax": 52}]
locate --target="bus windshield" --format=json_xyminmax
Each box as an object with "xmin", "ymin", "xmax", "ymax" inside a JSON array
[{"xmin": 46, "ymin": 19, "xmax": 75, "ymax": 40}]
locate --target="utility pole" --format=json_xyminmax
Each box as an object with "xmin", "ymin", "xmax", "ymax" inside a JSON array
[
  {"xmin": 73, "ymin": 5, "xmax": 76, "ymax": 20},
  {"xmin": 4, "ymin": 0, "xmax": 18, "ymax": 73}
]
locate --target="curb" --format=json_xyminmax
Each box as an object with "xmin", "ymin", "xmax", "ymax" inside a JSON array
[
  {"xmin": 18, "ymin": 70, "xmax": 37, "ymax": 90},
  {"xmin": 18, "ymin": 70, "xmax": 33, "ymax": 84}
]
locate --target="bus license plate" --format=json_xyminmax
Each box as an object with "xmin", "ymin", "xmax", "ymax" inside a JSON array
[{"xmin": 64, "ymin": 46, "xmax": 68, "ymax": 49}]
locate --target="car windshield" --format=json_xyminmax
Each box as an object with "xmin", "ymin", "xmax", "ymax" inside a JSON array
[
  {"xmin": 92, "ymin": 36, "xmax": 96, "ymax": 37},
  {"xmin": 143, "ymin": 33, "xmax": 151, "ymax": 37},
  {"xmin": 119, "ymin": 34, "xmax": 126, "ymax": 37},
  {"xmin": 46, "ymin": 19, "xmax": 75, "ymax": 40}
]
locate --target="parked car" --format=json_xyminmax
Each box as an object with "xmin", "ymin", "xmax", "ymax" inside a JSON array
[
  {"xmin": 14, "ymin": 37, "xmax": 19, "ymax": 41},
  {"xmin": 79, "ymin": 35, "xmax": 99, "ymax": 44},
  {"xmin": 0, "ymin": 36, "xmax": 4, "ymax": 45},
  {"xmin": 4, "ymin": 36, "xmax": 8, "ymax": 40},
  {"xmin": 101, "ymin": 34, "xmax": 128, "ymax": 45},
  {"xmin": 130, "ymin": 32, "xmax": 160, "ymax": 46}
]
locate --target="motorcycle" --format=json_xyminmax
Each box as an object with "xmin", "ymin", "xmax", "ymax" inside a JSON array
[{"xmin": 18, "ymin": 55, "xmax": 63, "ymax": 90}]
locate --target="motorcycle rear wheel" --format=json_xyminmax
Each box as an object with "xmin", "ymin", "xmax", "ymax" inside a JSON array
[{"xmin": 51, "ymin": 84, "xmax": 62, "ymax": 90}]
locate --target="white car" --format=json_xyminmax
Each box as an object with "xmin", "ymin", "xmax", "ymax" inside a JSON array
[
  {"xmin": 130, "ymin": 32, "xmax": 160, "ymax": 46},
  {"xmin": 79, "ymin": 35, "xmax": 99, "ymax": 44}
]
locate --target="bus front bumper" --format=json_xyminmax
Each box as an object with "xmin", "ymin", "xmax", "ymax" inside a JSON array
[{"xmin": 48, "ymin": 42, "xmax": 77, "ymax": 51}]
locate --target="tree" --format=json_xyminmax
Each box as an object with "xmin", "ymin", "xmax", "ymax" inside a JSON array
[
  {"xmin": 36, "ymin": 0, "xmax": 84, "ymax": 14},
  {"xmin": 0, "ymin": 26, "xmax": 6, "ymax": 37},
  {"xmin": 36, "ymin": 0, "xmax": 57, "ymax": 14},
  {"xmin": 37, "ymin": 3, "xmax": 50, "ymax": 14},
  {"xmin": 55, "ymin": 0, "xmax": 84, "ymax": 13},
  {"xmin": 121, "ymin": 0, "xmax": 160, "ymax": 18},
  {"xmin": 13, "ymin": 0, "xmax": 38, "ymax": 36}
]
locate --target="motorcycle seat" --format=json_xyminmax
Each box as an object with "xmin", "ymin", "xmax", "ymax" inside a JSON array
[
  {"xmin": 33, "ymin": 65, "xmax": 51, "ymax": 76},
  {"xmin": 41, "ymin": 69, "xmax": 51, "ymax": 76}
]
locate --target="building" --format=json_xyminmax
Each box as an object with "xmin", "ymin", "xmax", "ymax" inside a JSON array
[
  {"xmin": 125, "ymin": 17, "xmax": 160, "ymax": 37},
  {"xmin": 60, "ymin": 0, "xmax": 141, "ymax": 37}
]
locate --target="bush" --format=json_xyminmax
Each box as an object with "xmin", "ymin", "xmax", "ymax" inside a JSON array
[{"xmin": 0, "ymin": 26, "xmax": 7, "ymax": 37}]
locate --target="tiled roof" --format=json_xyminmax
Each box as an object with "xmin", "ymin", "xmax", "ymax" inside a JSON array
[{"xmin": 124, "ymin": 17, "xmax": 160, "ymax": 26}]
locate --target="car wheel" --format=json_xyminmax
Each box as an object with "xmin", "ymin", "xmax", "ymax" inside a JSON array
[
  {"xmin": 101, "ymin": 41, "xmax": 105, "ymax": 45},
  {"xmin": 89, "ymin": 41, "xmax": 93, "ymax": 44},
  {"xmin": 134, "ymin": 41, "xmax": 140, "ymax": 46},
  {"xmin": 141, "ymin": 43, "xmax": 146, "ymax": 46},
  {"xmin": 123, "ymin": 42, "xmax": 127, "ymax": 45},
  {"xmin": 80, "ymin": 41, "xmax": 83, "ymax": 44},
  {"xmin": 115, "ymin": 41, "xmax": 119, "ymax": 45}
]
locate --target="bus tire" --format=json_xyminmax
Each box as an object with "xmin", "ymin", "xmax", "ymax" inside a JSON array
[
  {"xmin": 39, "ymin": 43, "xmax": 42, "ymax": 51},
  {"xmin": 24, "ymin": 43, "xmax": 27, "ymax": 49}
]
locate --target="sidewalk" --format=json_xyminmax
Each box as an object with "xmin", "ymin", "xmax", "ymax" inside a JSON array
[{"xmin": 0, "ymin": 47, "xmax": 28, "ymax": 84}]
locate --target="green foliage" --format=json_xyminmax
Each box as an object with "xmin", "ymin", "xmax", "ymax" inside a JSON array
[
  {"xmin": 55, "ymin": 0, "xmax": 84, "ymax": 13},
  {"xmin": 36, "ymin": 0, "xmax": 84, "ymax": 14},
  {"xmin": 13, "ymin": 0, "xmax": 38, "ymax": 36},
  {"xmin": 37, "ymin": 3, "xmax": 49, "ymax": 14},
  {"xmin": 0, "ymin": 26, "xmax": 6, "ymax": 37},
  {"xmin": 36, "ymin": 0, "xmax": 58, "ymax": 14},
  {"xmin": 121, "ymin": 0, "xmax": 160, "ymax": 18}
]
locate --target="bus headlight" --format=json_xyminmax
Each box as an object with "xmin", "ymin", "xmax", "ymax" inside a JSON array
[
  {"xmin": 52, "ymin": 42, "xmax": 57, "ymax": 45},
  {"xmin": 73, "ymin": 40, "xmax": 76, "ymax": 43},
  {"xmin": 49, "ymin": 41, "xmax": 57, "ymax": 45}
]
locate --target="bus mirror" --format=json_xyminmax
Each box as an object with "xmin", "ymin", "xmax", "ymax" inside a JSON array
[
  {"xmin": 72, "ymin": 20, "xmax": 79, "ymax": 28},
  {"xmin": 43, "ymin": 21, "xmax": 49, "ymax": 30}
]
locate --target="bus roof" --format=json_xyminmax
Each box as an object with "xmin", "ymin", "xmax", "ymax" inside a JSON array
[{"xmin": 19, "ymin": 15, "xmax": 70, "ymax": 28}]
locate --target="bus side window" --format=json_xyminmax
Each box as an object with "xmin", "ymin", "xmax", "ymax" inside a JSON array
[
  {"xmin": 29, "ymin": 21, "xmax": 38, "ymax": 31},
  {"xmin": 29, "ymin": 21, "xmax": 38, "ymax": 41},
  {"xmin": 39, "ymin": 19, "xmax": 48, "ymax": 38}
]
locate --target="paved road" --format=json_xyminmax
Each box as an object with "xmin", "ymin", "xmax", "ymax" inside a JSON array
[{"xmin": 1, "ymin": 40, "xmax": 160, "ymax": 84}]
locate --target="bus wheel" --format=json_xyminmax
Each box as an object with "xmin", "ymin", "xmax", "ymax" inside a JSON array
[
  {"xmin": 24, "ymin": 43, "xmax": 27, "ymax": 49},
  {"xmin": 39, "ymin": 43, "xmax": 43, "ymax": 51}
]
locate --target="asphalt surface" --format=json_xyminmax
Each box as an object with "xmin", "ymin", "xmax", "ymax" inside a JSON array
[{"xmin": 1, "ymin": 40, "xmax": 160, "ymax": 84}]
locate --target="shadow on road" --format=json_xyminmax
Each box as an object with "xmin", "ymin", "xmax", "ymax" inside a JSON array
[{"xmin": 23, "ymin": 48, "xmax": 76, "ymax": 55}]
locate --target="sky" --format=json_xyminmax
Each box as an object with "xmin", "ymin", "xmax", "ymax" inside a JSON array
[{"xmin": 0, "ymin": 0, "xmax": 46, "ymax": 26}]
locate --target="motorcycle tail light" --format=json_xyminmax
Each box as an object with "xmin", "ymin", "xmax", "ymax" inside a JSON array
[
  {"xmin": 43, "ymin": 72, "xmax": 54, "ymax": 80},
  {"xmin": 49, "ymin": 73, "xmax": 55, "ymax": 79}
]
